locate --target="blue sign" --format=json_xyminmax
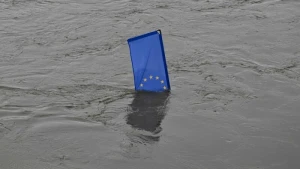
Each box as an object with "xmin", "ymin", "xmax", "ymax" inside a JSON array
[{"xmin": 127, "ymin": 30, "xmax": 171, "ymax": 92}]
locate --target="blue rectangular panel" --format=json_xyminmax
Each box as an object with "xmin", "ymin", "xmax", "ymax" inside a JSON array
[{"xmin": 128, "ymin": 30, "xmax": 170, "ymax": 92}]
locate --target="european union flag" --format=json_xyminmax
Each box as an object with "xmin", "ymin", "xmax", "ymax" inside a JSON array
[{"xmin": 127, "ymin": 30, "xmax": 171, "ymax": 92}]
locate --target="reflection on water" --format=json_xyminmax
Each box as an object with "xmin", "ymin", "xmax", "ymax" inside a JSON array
[{"xmin": 127, "ymin": 91, "xmax": 170, "ymax": 134}]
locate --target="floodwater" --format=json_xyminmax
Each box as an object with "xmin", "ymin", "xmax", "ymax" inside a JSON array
[{"xmin": 1, "ymin": 0, "xmax": 300, "ymax": 168}]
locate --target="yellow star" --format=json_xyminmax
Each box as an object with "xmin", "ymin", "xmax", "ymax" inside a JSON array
[
  {"xmin": 140, "ymin": 84, "xmax": 143, "ymax": 87},
  {"xmin": 144, "ymin": 78, "xmax": 147, "ymax": 82},
  {"xmin": 149, "ymin": 75, "xmax": 153, "ymax": 79},
  {"xmin": 156, "ymin": 76, "xmax": 159, "ymax": 80},
  {"xmin": 163, "ymin": 86, "xmax": 167, "ymax": 90},
  {"xmin": 161, "ymin": 80, "xmax": 164, "ymax": 84}
]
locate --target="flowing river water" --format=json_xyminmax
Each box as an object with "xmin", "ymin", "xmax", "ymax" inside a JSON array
[{"xmin": 1, "ymin": 0, "xmax": 300, "ymax": 168}]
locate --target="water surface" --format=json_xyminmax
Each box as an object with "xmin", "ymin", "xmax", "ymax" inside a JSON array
[{"xmin": 1, "ymin": 0, "xmax": 300, "ymax": 168}]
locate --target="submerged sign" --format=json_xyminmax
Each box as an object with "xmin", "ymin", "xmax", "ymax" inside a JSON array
[{"xmin": 127, "ymin": 30, "xmax": 170, "ymax": 92}]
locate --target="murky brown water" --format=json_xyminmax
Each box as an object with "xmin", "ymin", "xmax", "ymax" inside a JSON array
[{"xmin": 1, "ymin": 0, "xmax": 300, "ymax": 168}]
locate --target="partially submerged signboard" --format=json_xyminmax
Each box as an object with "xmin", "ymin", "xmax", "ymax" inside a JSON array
[{"xmin": 127, "ymin": 30, "xmax": 171, "ymax": 92}]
